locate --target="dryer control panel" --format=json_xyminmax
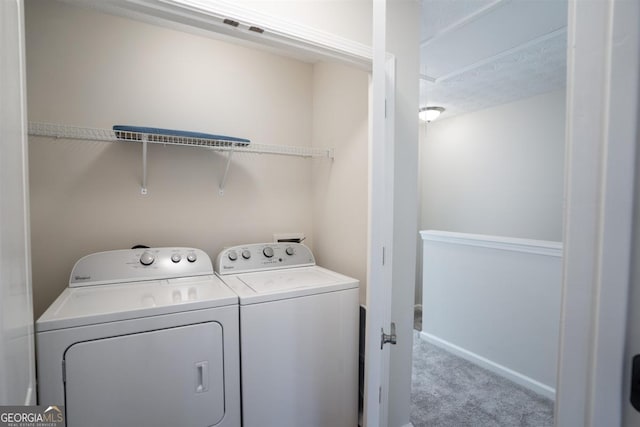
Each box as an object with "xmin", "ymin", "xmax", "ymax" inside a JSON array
[
  {"xmin": 215, "ymin": 243, "xmax": 315, "ymax": 275},
  {"xmin": 69, "ymin": 248, "xmax": 212, "ymax": 287}
]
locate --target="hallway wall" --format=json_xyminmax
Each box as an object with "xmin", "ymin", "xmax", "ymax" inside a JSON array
[{"xmin": 416, "ymin": 90, "xmax": 566, "ymax": 303}]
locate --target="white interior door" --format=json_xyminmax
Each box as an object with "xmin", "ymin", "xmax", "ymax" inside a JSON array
[
  {"xmin": 0, "ymin": 0, "xmax": 36, "ymax": 406},
  {"xmin": 363, "ymin": 1, "xmax": 395, "ymax": 425}
]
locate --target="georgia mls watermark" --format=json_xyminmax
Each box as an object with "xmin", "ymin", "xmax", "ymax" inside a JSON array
[{"xmin": 0, "ymin": 406, "xmax": 64, "ymax": 427}]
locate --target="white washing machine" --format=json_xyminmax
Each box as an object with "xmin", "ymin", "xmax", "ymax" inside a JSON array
[
  {"xmin": 214, "ymin": 243, "xmax": 359, "ymax": 427},
  {"xmin": 36, "ymin": 247, "xmax": 241, "ymax": 427}
]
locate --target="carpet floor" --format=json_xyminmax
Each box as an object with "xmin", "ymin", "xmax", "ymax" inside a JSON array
[{"xmin": 411, "ymin": 309, "xmax": 554, "ymax": 426}]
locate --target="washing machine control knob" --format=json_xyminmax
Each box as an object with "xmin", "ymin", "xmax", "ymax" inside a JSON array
[
  {"xmin": 140, "ymin": 251, "xmax": 155, "ymax": 266},
  {"xmin": 242, "ymin": 250, "xmax": 251, "ymax": 260},
  {"xmin": 263, "ymin": 247, "xmax": 274, "ymax": 258},
  {"xmin": 285, "ymin": 246, "xmax": 295, "ymax": 256},
  {"xmin": 187, "ymin": 253, "xmax": 197, "ymax": 263},
  {"xmin": 171, "ymin": 253, "xmax": 182, "ymax": 263},
  {"xmin": 228, "ymin": 250, "xmax": 238, "ymax": 261}
]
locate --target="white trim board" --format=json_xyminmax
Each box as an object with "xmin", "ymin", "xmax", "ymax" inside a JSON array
[
  {"xmin": 420, "ymin": 230, "xmax": 562, "ymax": 257},
  {"xmin": 419, "ymin": 331, "xmax": 556, "ymax": 400},
  {"xmin": 63, "ymin": 0, "xmax": 373, "ymax": 69},
  {"xmin": 163, "ymin": 0, "xmax": 372, "ymax": 61},
  {"xmin": 24, "ymin": 386, "xmax": 34, "ymax": 406},
  {"xmin": 556, "ymin": 0, "xmax": 639, "ymax": 424}
]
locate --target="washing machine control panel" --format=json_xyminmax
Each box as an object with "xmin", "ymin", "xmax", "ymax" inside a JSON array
[
  {"xmin": 215, "ymin": 243, "xmax": 315, "ymax": 275},
  {"xmin": 69, "ymin": 247, "xmax": 213, "ymax": 287}
]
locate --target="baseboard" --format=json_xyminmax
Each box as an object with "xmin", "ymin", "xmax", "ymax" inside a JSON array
[
  {"xmin": 419, "ymin": 331, "xmax": 556, "ymax": 400},
  {"xmin": 24, "ymin": 383, "xmax": 35, "ymax": 405}
]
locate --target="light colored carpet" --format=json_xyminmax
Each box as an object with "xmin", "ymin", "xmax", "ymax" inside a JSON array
[{"xmin": 411, "ymin": 307, "xmax": 554, "ymax": 426}]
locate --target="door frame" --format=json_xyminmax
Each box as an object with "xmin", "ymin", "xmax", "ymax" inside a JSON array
[
  {"xmin": 556, "ymin": 0, "xmax": 640, "ymax": 425},
  {"xmin": 0, "ymin": 0, "xmax": 36, "ymax": 405}
]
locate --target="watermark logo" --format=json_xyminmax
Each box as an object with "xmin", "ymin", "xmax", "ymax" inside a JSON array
[{"xmin": 0, "ymin": 405, "xmax": 64, "ymax": 427}]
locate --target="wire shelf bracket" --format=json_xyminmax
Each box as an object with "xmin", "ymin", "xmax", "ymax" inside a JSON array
[
  {"xmin": 141, "ymin": 138, "xmax": 148, "ymax": 195},
  {"xmin": 28, "ymin": 122, "xmax": 334, "ymax": 196},
  {"xmin": 219, "ymin": 151, "xmax": 234, "ymax": 196}
]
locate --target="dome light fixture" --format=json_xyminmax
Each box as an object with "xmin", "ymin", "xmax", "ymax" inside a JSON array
[{"xmin": 419, "ymin": 106, "xmax": 445, "ymax": 122}]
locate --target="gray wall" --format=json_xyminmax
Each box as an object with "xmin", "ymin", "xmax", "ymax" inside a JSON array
[
  {"xmin": 420, "ymin": 90, "xmax": 566, "ymax": 241},
  {"xmin": 416, "ymin": 90, "xmax": 566, "ymax": 303},
  {"xmin": 420, "ymin": 231, "xmax": 562, "ymax": 398}
]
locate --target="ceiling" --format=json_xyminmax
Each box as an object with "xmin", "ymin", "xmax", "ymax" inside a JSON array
[{"xmin": 420, "ymin": 0, "xmax": 568, "ymax": 119}]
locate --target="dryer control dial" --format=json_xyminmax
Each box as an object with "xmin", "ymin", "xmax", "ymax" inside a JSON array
[
  {"xmin": 171, "ymin": 253, "xmax": 182, "ymax": 263},
  {"xmin": 285, "ymin": 247, "xmax": 295, "ymax": 256},
  {"xmin": 227, "ymin": 251, "xmax": 238, "ymax": 261},
  {"xmin": 263, "ymin": 247, "xmax": 274, "ymax": 258},
  {"xmin": 242, "ymin": 250, "xmax": 251, "ymax": 260},
  {"xmin": 140, "ymin": 251, "xmax": 155, "ymax": 266},
  {"xmin": 187, "ymin": 253, "xmax": 197, "ymax": 263}
]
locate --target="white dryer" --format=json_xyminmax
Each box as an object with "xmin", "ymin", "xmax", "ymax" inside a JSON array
[
  {"xmin": 214, "ymin": 243, "xmax": 359, "ymax": 427},
  {"xmin": 36, "ymin": 247, "xmax": 240, "ymax": 427}
]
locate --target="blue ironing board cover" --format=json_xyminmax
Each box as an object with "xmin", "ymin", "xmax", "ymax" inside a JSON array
[{"xmin": 113, "ymin": 125, "xmax": 250, "ymax": 145}]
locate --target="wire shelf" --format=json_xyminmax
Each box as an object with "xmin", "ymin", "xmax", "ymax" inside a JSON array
[
  {"xmin": 28, "ymin": 122, "xmax": 334, "ymax": 159},
  {"xmin": 28, "ymin": 122, "xmax": 334, "ymax": 196}
]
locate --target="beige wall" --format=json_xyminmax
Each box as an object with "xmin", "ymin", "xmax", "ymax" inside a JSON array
[
  {"xmin": 26, "ymin": 0, "xmax": 367, "ymax": 318},
  {"xmin": 311, "ymin": 62, "xmax": 369, "ymax": 303}
]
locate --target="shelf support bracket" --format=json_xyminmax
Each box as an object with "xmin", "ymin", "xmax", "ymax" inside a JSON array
[
  {"xmin": 219, "ymin": 151, "xmax": 234, "ymax": 196},
  {"xmin": 141, "ymin": 137, "xmax": 148, "ymax": 195}
]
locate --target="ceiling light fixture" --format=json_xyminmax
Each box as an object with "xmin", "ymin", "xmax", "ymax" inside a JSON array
[{"xmin": 419, "ymin": 106, "xmax": 445, "ymax": 122}]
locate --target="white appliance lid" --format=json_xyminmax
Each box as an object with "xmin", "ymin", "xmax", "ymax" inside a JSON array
[
  {"xmin": 36, "ymin": 275, "xmax": 237, "ymax": 332},
  {"xmin": 223, "ymin": 266, "xmax": 359, "ymax": 304},
  {"xmin": 239, "ymin": 268, "xmax": 342, "ymax": 293}
]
